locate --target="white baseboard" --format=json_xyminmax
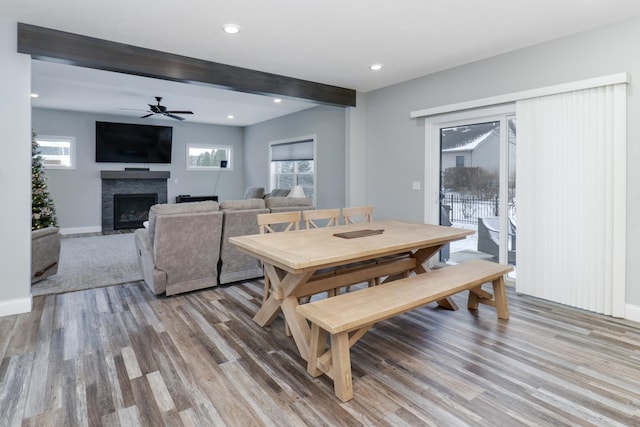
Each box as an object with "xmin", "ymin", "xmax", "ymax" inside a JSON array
[
  {"xmin": 0, "ymin": 295, "xmax": 32, "ymax": 317},
  {"xmin": 624, "ymin": 304, "xmax": 640, "ymax": 324},
  {"xmin": 59, "ymin": 226, "xmax": 102, "ymax": 235}
]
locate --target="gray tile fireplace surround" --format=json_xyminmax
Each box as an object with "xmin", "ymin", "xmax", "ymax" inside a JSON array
[{"xmin": 101, "ymin": 170, "xmax": 170, "ymax": 233}]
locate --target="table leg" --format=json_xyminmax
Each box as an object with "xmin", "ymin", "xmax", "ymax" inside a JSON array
[
  {"xmin": 253, "ymin": 296, "xmax": 281, "ymax": 327},
  {"xmin": 280, "ymin": 295, "xmax": 311, "ymax": 360},
  {"xmin": 253, "ymin": 264, "xmax": 309, "ymax": 326},
  {"xmin": 412, "ymin": 245, "xmax": 459, "ymax": 311},
  {"xmin": 253, "ymin": 264, "xmax": 318, "ymax": 359}
]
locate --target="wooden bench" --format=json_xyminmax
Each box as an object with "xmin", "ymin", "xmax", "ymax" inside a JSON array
[{"xmin": 296, "ymin": 259, "xmax": 514, "ymax": 402}]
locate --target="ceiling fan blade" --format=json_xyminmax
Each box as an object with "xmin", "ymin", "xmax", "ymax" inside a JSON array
[
  {"xmin": 165, "ymin": 113, "xmax": 185, "ymax": 121},
  {"xmin": 140, "ymin": 113, "xmax": 154, "ymax": 118},
  {"xmin": 167, "ymin": 110, "xmax": 193, "ymax": 114}
]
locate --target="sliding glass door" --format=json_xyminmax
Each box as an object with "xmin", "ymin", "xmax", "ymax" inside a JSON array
[{"xmin": 426, "ymin": 106, "xmax": 516, "ymax": 276}]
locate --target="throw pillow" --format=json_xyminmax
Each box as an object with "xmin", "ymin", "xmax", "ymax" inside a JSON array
[{"xmin": 243, "ymin": 186, "xmax": 265, "ymax": 199}]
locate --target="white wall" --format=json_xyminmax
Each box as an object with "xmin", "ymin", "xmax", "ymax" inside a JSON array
[
  {"xmin": 0, "ymin": 19, "xmax": 32, "ymax": 316},
  {"xmin": 244, "ymin": 105, "xmax": 346, "ymax": 209},
  {"xmin": 345, "ymin": 92, "xmax": 368, "ymax": 207},
  {"xmin": 33, "ymin": 108, "xmax": 245, "ymax": 232},
  {"xmin": 356, "ymin": 15, "xmax": 640, "ymax": 306}
]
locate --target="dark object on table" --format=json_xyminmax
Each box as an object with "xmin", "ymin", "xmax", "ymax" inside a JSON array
[{"xmin": 333, "ymin": 229, "xmax": 384, "ymax": 239}]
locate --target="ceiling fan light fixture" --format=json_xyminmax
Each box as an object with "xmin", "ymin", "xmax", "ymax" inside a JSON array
[
  {"xmin": 223, "ymin": 24, "xmax": 241, "ymax": 34},
  {"xmin": 138, "ymin": 96, "xmax": 194, "ymax": 121}
]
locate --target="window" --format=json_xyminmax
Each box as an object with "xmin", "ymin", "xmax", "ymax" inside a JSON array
[
  {"xmin": 35, "ymin": 135, "xmax": 75, "ymax": 169},
  {"xmin": 186, "ymin": 144, "xmax": 232, "ymax": 170},
  {"xmin": 270, "ymin": 137, "xmax": 315, "ymax": 201},
  {"xmin": 455, "ymin": 155, "xmax": 465, "ymax": 167}
]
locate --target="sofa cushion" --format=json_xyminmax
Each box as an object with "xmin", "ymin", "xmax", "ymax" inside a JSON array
[
  {"xmin": 243, "ymin": 186, "xmax": 265, "ymax": 199},
  {"xmin": 147, "ymin": 201, "xmax": 219, "ymax": 247},
  {"xmin": 268, "ymin": 188, "xmax": 290, "ymax": 198},
  {"xmin": 265, "ymin": 196, "xmax": 312, "ymax": 209},
  {"xmin": 220, "ymin": 199, "xmax": 266, "ymax": 210}
]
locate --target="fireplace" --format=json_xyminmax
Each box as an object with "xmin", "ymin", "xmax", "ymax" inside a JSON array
[
  {"xmin": 113, "ymin": 193, "xmax": 157, "ymax": 230},
  {"xmin": 101, "ymin": 170, "xmax": 170, "ymax": 233}
]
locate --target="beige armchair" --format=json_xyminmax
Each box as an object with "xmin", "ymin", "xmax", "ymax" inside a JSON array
[
  {"xmin": 31, "ymin": 226, "xmax": 61, "ymax": 283},
  {"xmin": 134, "ymin": 201, "xmax": 223, "ymax": 296}
]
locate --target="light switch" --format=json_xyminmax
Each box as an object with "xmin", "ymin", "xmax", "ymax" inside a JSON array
[{"xmin": 412, "ymin": 181, "xmax": 421, "ymax": 190}]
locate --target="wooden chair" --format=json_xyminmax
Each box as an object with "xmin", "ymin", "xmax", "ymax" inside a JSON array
[
  {"xmin": 303, "ymin": 208, "xmax": 341, "ymax": 229},
  {"xmin": 341, "ymin": 206, "xmax": 374, "ymax": 224},
  {"xmin": 257, "ymin": 211, "xmax": 302, "ymax": 303},
  {"xmin": 303, "ymin": 209, "xmax": 341, "ymax": 298},
  {"xmin": 340, "ymin": 206, "xmax": 378, "ymax": 291}
]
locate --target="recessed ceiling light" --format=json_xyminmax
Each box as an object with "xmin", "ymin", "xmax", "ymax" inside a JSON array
[
  {"xmin": 222, "ymin": 24, "xmax": 241, "ymax": 34},
  {"xmin": 227, "ymin": 115, "xmax": 234, "ymax": 119},
  {"xmin": 274, "ymin": 98, "xmax": 282, "ymax": 103},
  {"xmin": 30, "ymin": 93, "xmax": 39, "ymax": 98},
  {"xmin": 369, "ymin": 63, "xmax": 383, "ymax": 71}
]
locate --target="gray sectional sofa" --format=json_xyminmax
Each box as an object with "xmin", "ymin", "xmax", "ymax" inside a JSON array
[
  {"xmin": 218, "ymin": 199, "xmax": 269, "ymax": 285},
  {"xmin": 134, "ymin": 196, "xmax": 313, "ymax": 296}
]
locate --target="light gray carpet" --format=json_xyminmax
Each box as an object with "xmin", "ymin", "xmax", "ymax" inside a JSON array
[{"xmin": 31, "ymin": 233, "xmax": 143, "ymax": 296}]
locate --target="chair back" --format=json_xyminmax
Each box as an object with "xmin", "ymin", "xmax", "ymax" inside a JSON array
[
  {"xmin": 303, "ymin": 208, "xmax": 341, "ymax": 229},
  {"xmin": 257, "ymin": 211, "xmax": 301, "ymax": 234},
  {"xmin": 341, "ymin": 206, "xmax": 374, "ymax": 224}
]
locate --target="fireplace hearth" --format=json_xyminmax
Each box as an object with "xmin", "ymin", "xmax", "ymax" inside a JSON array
[{"xmin": 113, "ymin": 193, "xmax": 157, "ymax": 230}]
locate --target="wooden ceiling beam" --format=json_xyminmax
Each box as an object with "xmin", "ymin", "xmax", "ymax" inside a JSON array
[{"xmin": 17, "ymin": 23, "xmax": 356, "ymax": 108}]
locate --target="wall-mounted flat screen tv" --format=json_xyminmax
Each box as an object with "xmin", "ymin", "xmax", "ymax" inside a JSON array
[{"xmin": 95, "ymin": 121, "xmax": 173, "ymax": 163}]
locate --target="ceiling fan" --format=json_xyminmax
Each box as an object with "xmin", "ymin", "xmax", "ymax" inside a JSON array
[{"xmin": 140, "ymin": 96, "xmax": 193, "ymax": 121}]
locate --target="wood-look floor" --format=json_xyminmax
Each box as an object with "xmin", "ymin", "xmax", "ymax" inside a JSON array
[{"xmin": 2, "ymin": 280, "xmax": 640, "ymax": 426}]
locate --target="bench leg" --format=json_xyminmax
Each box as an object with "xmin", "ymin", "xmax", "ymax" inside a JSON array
[
  {"xmin": 307, "ymin": 323, "xmax": 327, "ymax": 377},
  {"xmin": 467, "ymin": 278, "xmax": 510, "ymax": 320},
  {"xmin": 468, "ymin": 286, "xmax": 492, "ymax": 310},
  {"xmin": 492, "ymin": 276, "xmax": 509, "ymax": 320},
  {"xmin": 331, "ymin": 332, "xmax": 353, "ymax": 402}
]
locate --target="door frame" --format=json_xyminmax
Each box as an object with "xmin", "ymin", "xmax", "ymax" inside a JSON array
[{"xmin": 423, "ymin": 104, "xmax": 515, "ymax": 264}]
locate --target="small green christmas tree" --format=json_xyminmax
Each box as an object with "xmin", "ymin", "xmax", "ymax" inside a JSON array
[{"xmin": 32, "ymin": 131, "xmax": 57, "ymax": 230}]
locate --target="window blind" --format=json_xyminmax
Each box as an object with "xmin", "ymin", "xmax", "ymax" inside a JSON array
[{"xmin": 271, "ymin": 139, "xmax": 314, "ymax": 161}]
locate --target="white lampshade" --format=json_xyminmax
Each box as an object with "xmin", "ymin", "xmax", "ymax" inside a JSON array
[{"xmin": 288, "ymin": 185, "xmax": 306, "ymax": 198}]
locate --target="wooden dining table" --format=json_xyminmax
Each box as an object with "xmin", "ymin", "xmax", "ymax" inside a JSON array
[{"xmin": 229, "ymin": 220, "xmax": 474, "ymax": 361}]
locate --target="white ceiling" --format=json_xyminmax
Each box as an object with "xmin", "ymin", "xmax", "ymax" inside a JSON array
[
  {"xmin": 4, "ymin": 0, "xmax": 640, "ymax": 126},
  {"xmin": 30, "ymin": 60, "xmax": 318, "ymax": 126}
]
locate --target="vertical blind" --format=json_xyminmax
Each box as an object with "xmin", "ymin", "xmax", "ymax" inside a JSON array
[{"xmin": 516, "ymin": 84, "xmax": 627, "ymax": 316}]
